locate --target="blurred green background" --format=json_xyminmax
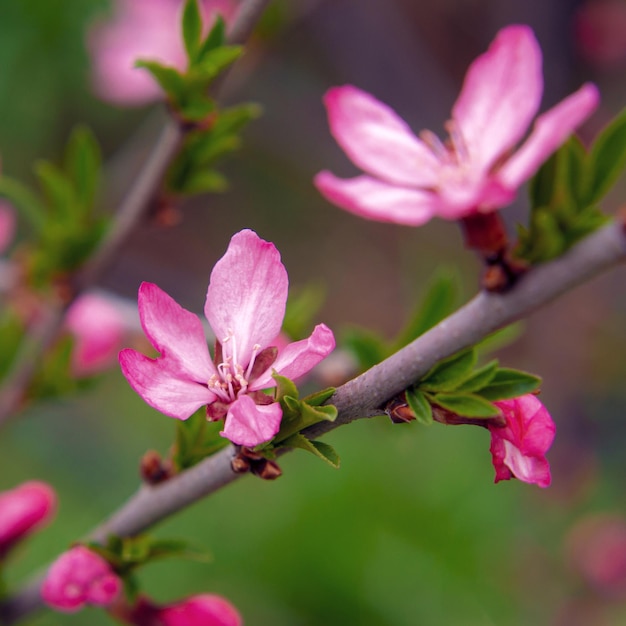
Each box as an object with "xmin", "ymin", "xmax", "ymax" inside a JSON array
[{"xmin": 1, "ymin": 0, "xmax": 626, "ymax": 624}]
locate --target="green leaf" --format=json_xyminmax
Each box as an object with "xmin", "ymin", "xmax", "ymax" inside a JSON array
[
  {"xmin": 529, "ymin": 147, "xmax": 559, "ymax": 210},
  {"xmin": 419, "ymin": 349, "xmax": 477, "ymax": 392},
  {"xmin": 342, "ymin": 326, "xmax": 387, "ymax": 371},
  {"xmin": 281, "ymin": 433, "xmax": 340, "ymax": 468},
  {"xmin": 431, "ymin": 393, "xmax": 500, "ymax": 418},
  {"xmin": 585, "ymin": 107, "xmax": 626, "ymax": 205},
  {"xmin": 282, "ymin": 283, "xmax": 325, "ymax": 340},
  {"xmin": 302, "ymin": 387, "xmax": 336, "ymax": 407},
  {"xmin": 475, "ymin": 324, "xmax": 523, "ymax": 355},
  {"xmin": 0, "ymin": 175, "xmax": 46, "ymax": 232},
  {"xmin": 188, "ymin": 46, "xmax": 243, "ymax": 86},
  {"xmin": 182, "ymin": 0, "xmax": 203, "ymax": 61},
  {"xmin": 146, "ymin": 538, "xmax": 212, "ymax": 563},
  {"xmin": 178, "ymin": 96, "xmax": 217, "ymax": 123},
  {"xmin": 406, "ymin": 388, "xmax": 433, "ymax": 425},
  {"xmin": 273, "ymin": 373, "xmax": 299, "ymax": 402},
  {"xmin": 135, "ymin": 60, "xmax": 186, "ymax": 102},
  {"xmin": 197, "ymin": 15, "xmax": 226, "ymax": 60},
  {"xmin": 455, "ymin": 360, "xmax": 499, "ymax": 393},
  {"xmin": 64, "ymin": 126, "xmax": 101, "ymax": 211},
  {"xmin": 515, "ymin": 207, "xmax": 566, "ymax": 264},
  {"xmin": 394, "ymin": 268, "xmax": 458, "ymax": 348},
  {"xmin": 122, "ymin": 573, "xmax": 141, "ymax": 604},
  {"xmin": 35, "ymin": 161, "xmax": 77, "ymax": 221},
  {"xmin": 478, "ymin": 368, "xmax": 541, "ymax": 401},
  {"xmin": 175, "ymin": 169, "xmax": 229, "ymax": 195}
]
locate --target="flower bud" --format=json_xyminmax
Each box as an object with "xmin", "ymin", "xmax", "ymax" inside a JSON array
[
  {"xmin": 41, "ymin": 546, "xmax": 121, "ymax": 612},
  {"xmin": 0, "ymin": 481, "xmax": 56, "ymax": 558},
  {"xmin": 158, "ymin": 594, "xmax": 242, "ymax": 626}
]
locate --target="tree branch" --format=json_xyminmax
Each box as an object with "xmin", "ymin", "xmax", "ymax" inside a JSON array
[{"xmin": 1, "ymin": 220, "xmax": 624, "ymax": 625}]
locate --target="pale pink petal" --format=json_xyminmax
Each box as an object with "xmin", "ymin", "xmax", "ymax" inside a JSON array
[
  {"xmin": 502, "ymin": 440, "xmax": 552, "ymax": 487},
  {"xmin": 251, "ymin": 324, "xmax": 335, "ymax": 390},
  {"xmin": 315, "ymin": 172, "xmax": 437, "ymax": 225},
  {"xmin": 0, "ymin": 201, "xmax": 15, "ymax": 254},
  {"xmin": 119, "ymin": 349, "xmax": 216, "ymax": 419},
  {"xmin": 138, "ymin": 282, "xmax": 215, "ymax": 383},
  {"xmin": 452, "ymin": 25, "xmax": 543, "ymax": 171},
  {"xmin": 205, "ymin": 230, "xmax": 288, "ymax": 364},
  {"xmin": 159, "ymin": 594, "xmax": 242, "ymax": 626},
  {"xmin": 324, "ymin": 85, "xmax": 440, "ymax": 187},
  {"xmin": 497, "ymin": 83, "xmax": 600, "ymax": 190},
  {"xmin": 222, "ymin": 395, "xmax": 282, "ymax": 447}
]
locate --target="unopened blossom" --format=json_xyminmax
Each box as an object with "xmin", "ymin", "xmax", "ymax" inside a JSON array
[
  {"xmin": 89, "ymin": 0, "xmax": 238, "ymax": 106},
  {"xmin": 119, "ymin": 229, "xmax": 335, "ymax": 448},
  {"xmin": 315, "ymin": 25, "xmax": 599, "ymax": 226},
  {"xmin": 41, "ymin": 546, "xmax": 121, "ymax": 612},
  {"xmin": 158, "ymin": 594, "xmax": 242, "ymax": 626},
  {"xmin": 0, "ymin": 481, "xmax": 56, "ymax": 558},
  {"xmin": 0, "ymin": 201, "xmax": 15, "ymax": 255},
  {"xmin": 65, "ymin": 293, "xmax": 125, "ymax": 376},
  {"xmin": 489, "ymin": 394, "xmax": 556, "ymax": 488}
]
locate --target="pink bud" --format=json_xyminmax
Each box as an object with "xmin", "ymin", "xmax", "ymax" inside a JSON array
[
  {"xmin": 41, "ymin": 546, "xmax": 121, "ymax": 612},
  {"xmin": 158, "ymin": 594, "xmax": 243, "ymax": 626},
  {"xmin": 0, "ymin": 481, "xmax": 56, "ymax": 557},
  {"xmin": 65, "ymin": 294, "xmax": 125, "ymax": 376}
]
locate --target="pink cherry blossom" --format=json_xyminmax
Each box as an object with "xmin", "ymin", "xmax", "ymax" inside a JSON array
[
  {"xmin": 0, "ymin": 481, "xmax": 56, "ymax": 558},
  {"xmin": 89, "ymin": 0, "xmax": 239, "ymax": 106},
  {"xmin": 158, "ymin": 594, "xmax": 243, "ymax": 626},
  {"xmin": 0, "ymin": 201, "xmax": 16, "ymax": 255},
  {"xmin": 489, "ymin": 394, "xmax": 556, "ymax": 488},
  {"xmin": 65, "ymin": 294, "xmax": 126, "ymax": 376},
  {"xmin": 41, "ymin": 546, "xmax": 121, "ymax": 612},
  {"xmin": 315, "ymin": 25, "xmax": 599, "ymax": 225},
  {"xmin": 119, "ymin": 229, "xmax": 335, "ymax": 448}
]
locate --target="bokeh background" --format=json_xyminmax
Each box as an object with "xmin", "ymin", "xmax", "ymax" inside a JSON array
[{"xmin": 1, "ymin": 0, "xmax": 626, "ymax": 624}]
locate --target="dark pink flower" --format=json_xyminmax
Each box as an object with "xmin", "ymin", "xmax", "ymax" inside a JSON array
[
  {"xmin": 315, "ymin": 25, "xmax": 599, "ymax": 225},
  {"xmin": 65, "ymin": 294, "xmax": 126, "ymax": 376},
  {"xmin": 489, "ymin": 394, "xmax": 556, "ymax": 488},
  {"xmin": 41, "ymin": 546, "xmax": 121, "ymax": 612},
  {"xmin": 0, "ymin": 481, "xmax": 56, "ymax": 558},
  {"xmin": 158, "ymin": 594, "xmax": 242, "ymax": 626},
  {"xmin": 0, "ymin": 201, "xmax": 15, "ymax": 255},
  {"xmin": 119, "ymin": 229, "xmax": 335, "ymax": 448},
  {"xmin": 89, "ymin": 0, "xmax": 239, "ymax": 106}
]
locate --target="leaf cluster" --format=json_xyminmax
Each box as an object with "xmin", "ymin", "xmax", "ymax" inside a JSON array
[
  {"xmin": 406, "ymin": 348, "xmax": 541, "ymax": 425},
  {"xmin": 517, "ymin": 110, "xmax": 626, "ymax": 263},
  {"xmin": 0, "ymin": 127, "xmax": 106, "ymax": 287},
  {"xmin": 173, "ymin": 409, "xmax": 230, "ymax": 471}
]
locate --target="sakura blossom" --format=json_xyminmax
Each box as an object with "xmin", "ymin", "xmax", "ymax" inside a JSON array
[
  {"xmin": 0, "ymin": 481, "xmax": 56, "ymax": 558},
  {"xmin": 41, "ymin": 546, "xmax": 121, "ymax": 612},
  {"xmin": 65, "ymin": 293, "xmax": 125, "ymax": 376},
  {"xmin": 119, "ymin": 229, "xmax": 335, "ymax": 448},
  {"xmin": 89, "ymin": 0, "xmax": 239, "ymax": 106},
  {"xmin": 489, "ymin": 394, "xmax": 556, "ymax": 488},
  {"xmin": 315, "ymin": 25, "xmax": 599, "ymax": 226}
]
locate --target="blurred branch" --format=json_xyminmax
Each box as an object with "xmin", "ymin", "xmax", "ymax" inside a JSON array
[
  {"xmin": 0, "ymin": 0, "xmax": 272, "ymax": 427},
  {"xmin": 1, "ymin": 220, "xmax": 625, "ymax": 625}
]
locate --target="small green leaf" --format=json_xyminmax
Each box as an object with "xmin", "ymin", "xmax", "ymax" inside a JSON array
[
  {"xmin": 178, "ymin": 96, "xmax": 217, "ymax": 122},
  {"xmin": 455, "ymin": 360, "xmax": 499, "ymax": 393},
  {"xmin": 188, "ymin": 46, "xmax": 243, "ymax": 86},
  {"xmin": 174, "ymin": 169, "xmax": 229, "ymax": 195},
  {"xmin": 182, "ymin": 0, "xmax": 203, "ymax": 61},
  {"xmin": 122, "ymin": 573, "xmax": 141, "ymax": 604},
  {"xmin": 302, "ymin": 387, "xmax": 335, "ymax": 407},
  {"xmin": 585, "ymin": 107, "xmax": 626, "ymax": 205},
  {"xmin": 273, "ymin": 373, "xmax": 299, "ymax": 402},
  {"xmin": 406, "ymin": 388, "xmax": 433, "ymax": 425},
  {"xmin": 342, "ymin": 326, "xmax": 387, "ymax": 371},
  {"xmin": 64, "ymin": 126, "xmax": 101, "ymax": 210},
  {"xmin": 282, "ymin": 283, "xmax": 325, "ymax": 340},
  {"xmin": 0, "ymin": 175, "xmax": 46, "ymax": 232},
  {"xmin": 432, "ymin": 393, "xmax": 500, "ymax": 418},
  {"xmin": 135, "ymin": 60, "xmax": 186, "ymax": 102},
  {"xmin": 197, "ymin": 15, "xmax": 226, "ymax": 60},
  {"xmin": 35, "ymin": 161, "xmax": 77, "ymax": 221},
  {"xmin": 478, "ymin": 368, "xmax": 541, "ymax": 401},
  {"xmin": 281, "ymin": 433, "xmax": 340, "ymax": 468},
  {"xmin": 419, "ymin": 349, "xmax": 477, "ymax": 392},
  {"xmin": 475, "ymin": 324, "xmax": 523, "ymax": 355},
  {"xmin": 147, "ymin": 538, "xmax": 212, "ymax": 563}
]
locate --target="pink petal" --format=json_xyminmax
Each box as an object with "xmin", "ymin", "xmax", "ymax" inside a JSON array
[
  {"xmin": 502, "ymin": 440, "xmax": 552, "ymax": 487},
  {"xmin": 251, "ymin": 323, "xmax": 336, "ymax": 390},
  {"xmin": 138, "ymin": 282, "xmax": 215, "ymax": 383},
  {"xmin": 159, "ymin": 594, "xmax": 243, "ymax": 626},
  {"xmin": 315, "ymin": 172, "xmax": 437, "ymax": 226},
  {"xmin": 497, "ymin": 83, "xmax": 600, "ymax": 190},
  {"xmin": 222, "ymin": 395, "xmax": 283, "ymax": 447},
  {"xmin": 119, "ymin": 349, "xmax": 216, "ymax": 420},
  {"xmin": 324, "ymin": 85, "xmax": 440, "ymax": 187},
  {"xmin": 452, "ymin": 25, "xmax": 543, "ymax": 171},
  {"xmin": 205, "ymin": 230, "xmax": 288, "ymax": 364}
]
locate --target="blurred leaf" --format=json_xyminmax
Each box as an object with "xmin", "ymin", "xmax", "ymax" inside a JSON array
[
  {"xmin": 431, "ymin": 393, "xmax": 499, "ymax": 418},
  {"xmin": 0, "ymin": 310, "xmax": 24, "ymax": 379},
  {"xmin": 283, "ymin": 283, "xmax": 326, "ymax": 340},
  {"xmin": 585, "ymin": 107, "xmax": 626, "ymax": 205},
  {"xmin": 455, "ymin": 360, "xmax": 499, "ymax": 393},
  {"xmin": 475, "ymin": 323, "xmax": 523, "ymax": 356},
  {"xmin": 419, "ymin": 349, "xmax": 477, "ymax": 392},
  {"xmin": 176, "ymin": 169, "xmax": 229, "ymax": 195},
  {"xmin": 406, "ymin": 388, "xmax": 432, "ymax": 426},
  {"xmin": 197, "ymin": 15, "xmax": 226, "ymax": 60},
  {"xmin": 135, "ymin": 60, "xmax": 186, "ymax": 103},
  {"xmin": 182, "ymin": 0, "xmax": 202, "ymax": 61},
  {"xmin": 477, "ymin": 368, "xmax": 541, "ymax": 401},
  {"xmin": 0, "ymin": 175, "xmax": 46, "ymax": 232},
  {"xmin": 281, "ymin": 433, "xmax": 340, "ymax": 469},
  {"xmin": 64, "ymin": 125, "xmax": 101, "ymax": 210},
  {"xmin": 35, "ymin": 160, "xmax": 76, "ymax": 222},
  {"xmin": 189, "ymin": 46, "xmax": 243, "ymax": 85},
  {"xmin": 342, "ymin": 326, "xmax": 387, "ymax": 371}
]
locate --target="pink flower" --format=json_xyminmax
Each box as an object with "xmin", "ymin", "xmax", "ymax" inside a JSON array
[
  {"xmin": 41, "ymin": 546, "xmax": 121, "ymax": 612},
  {"xmin": 65, "ymin": 293, "xmax": 126, "ymax": 376},
  {"xmin": 0, "ymin": 481, "xmax": 56, "ymax": 558},
  {"xmin": 315, "ymin": 25, "xmax": 599, "ymax": 225},
  {"xmin": 489, "ymin": 394, "xmax": 556, "ymax": 488},
  {"xmin": 119, "ymin": 229, "xmax": 335, "ymax": 448},
  {"xmin": 158, "ymin": 594, "xmax": 243, "ymax": 626},
  {"xmin": 0, "ymin": 201, "xmax": 16, "ymax": 254},
  {"xmin": 89, "ymin": 0, "xmax": 239, "ymax": 106}
]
